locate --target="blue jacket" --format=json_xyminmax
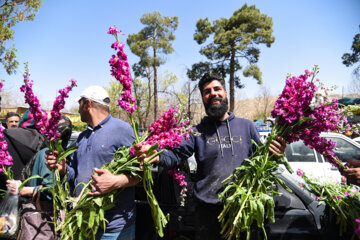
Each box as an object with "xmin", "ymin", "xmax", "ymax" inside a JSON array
[{"xmin": 159, "ymin": 112, "xmax": 260, "ymax": 204}]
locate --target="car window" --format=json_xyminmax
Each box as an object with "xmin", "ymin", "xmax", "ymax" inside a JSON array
[
  {"xmin": 285, "ymin": 141, "xmax": 316, "ymax": 162},
  {"xmin": 326, "ymin": 137, "xmax": 360, "ymax": 163}
]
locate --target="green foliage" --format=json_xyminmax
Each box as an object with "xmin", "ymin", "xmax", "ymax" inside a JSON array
[
  {"xmin": 342, "ymin": 25, "xmax": 360, "ymax": 77},
  {"xmin": 127, "ymin": 11, "xmax": 178, "ymax": 121},
  {"xmin": 45, "ymin": 139, "xmax": 78, "ymax": 232},
  {"xmin": 189, "ymin": 4, "xmax": 274, "ymax": 111},
  {"xmin": 0, "ymin": 0, "xmax": 42, "ymax": 75},
  {"xmin": 243, "ymin": 64, "xmax": 262, "ymax": 84},
  {"xmin": 104, "ymin": 79, "xmax": 123, "ymax": 118},
  {"xmin": 187, "ymin": 61, "xmax": 227, "ymax": 82},
  {"xmin": 218, "ymin": 134, "xmax": 292, "ymax": 240},
  {"xmin": 300, "ymin": 172, "xmax": 360, "ymax": 238},
  {"xmin": 72, "ymin": 121, "xmax": 87, "ymax": 132}
]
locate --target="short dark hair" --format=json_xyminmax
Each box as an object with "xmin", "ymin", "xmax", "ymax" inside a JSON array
[
  {"xmin": 198, "ymin": 73, "xmax": 226, "ymax": 96},
  {"xmin": 5, "ymin": 112, "xmax": 21, "ymax": 121}
]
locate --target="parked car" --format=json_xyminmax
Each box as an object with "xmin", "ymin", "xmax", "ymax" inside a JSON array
[
  {"xmin": 285, "ymin": 132, "xmax": 360, "ymax": 182},
  {"xmin": 353, "ymin": 136, "xmax": 360, "ymax": 145}
]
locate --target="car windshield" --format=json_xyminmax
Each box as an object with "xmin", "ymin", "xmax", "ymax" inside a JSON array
[
  {"xmin": 285, "ymin": 140, "xmax": 316, "ymax": 162},
  {"xmin": 326, "ymin": 137, "xmax": 360, "ymax": 163}
]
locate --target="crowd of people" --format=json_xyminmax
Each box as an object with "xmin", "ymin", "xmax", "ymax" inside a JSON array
[{"xmin": 0, "ymin": 72, "xmax": 359, "ymax": 240}]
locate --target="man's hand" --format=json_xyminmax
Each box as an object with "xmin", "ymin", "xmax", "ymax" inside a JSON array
[
  {"xmin": 6, "ymin": 180, "xmax": 21, "ymax": 195},
  {"xmin": 134, "ymin": 143, "xmax": 160, "ymax": 170},
  {"xmin": 88, "ymin": 168, "xmax": 140, "ymax": 196},
  {"xmin": 269, "ymin": 136, "xmax": 286, "ymax": 159},
  {"xmin": 346, "ymin": 159, "xmax": 360, "ymax": 168},
  {"xmin": 342, "ymin": 160, "xmax": 360, "ymax": 186},
  {"xmin": 45, "ymin": 150, "xmax": 66, "ymax": 175}
]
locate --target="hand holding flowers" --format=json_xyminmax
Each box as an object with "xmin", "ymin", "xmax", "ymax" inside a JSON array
[
  {"xmin": 21, "ymin": 63, "xmax": 78, "ymax": 231},
  {"xmin": 342, "ymin": 160, "xmax": 360, "ymax": 186}
]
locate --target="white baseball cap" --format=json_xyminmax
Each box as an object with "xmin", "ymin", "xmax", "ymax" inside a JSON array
[{"xmin": 76, "ymin": 86, "xmax": 110, "ymax": 106}]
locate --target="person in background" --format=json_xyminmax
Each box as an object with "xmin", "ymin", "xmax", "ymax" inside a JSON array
[
  {"xmin": 6, "ymin": 116, "xmax": 72, "ymax": 200},
  {"xmin": 134, "ymin": 72, "xmax": 286, "ymax": 240},
  {"xmin": 45, "ymin": 86, "xmax": 139, "ymax": 240},
  {"xmin": 6, "ymin": 116, "xmax": 73, "ymax": 240},
  {"xmin": 5, "ymin": 112, "xmax": 21, "ymax": 129}
]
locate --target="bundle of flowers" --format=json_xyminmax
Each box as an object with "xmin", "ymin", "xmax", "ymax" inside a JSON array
[
  {"xmin": 0, "ymin": 81, "xmax": 13, "ymax": 179},
  {"xmin": 20, "ymin": 64, "xmax": 78, "ymax": 229},
  {"xmin": 58, "ymin": 26, "xmax": 191, "ymax": 240},
  {"xmin": 296, "ymin": 168, "xmax": 360, "ymax": 238},
  {"xmin": 218, "ymin": 66, "xmax": 349, "ymax": 240}
]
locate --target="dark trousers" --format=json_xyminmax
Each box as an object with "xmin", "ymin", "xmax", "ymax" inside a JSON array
[{"xmin": 195, "ymin": 202, "xmax": 225, "ymax": 240}]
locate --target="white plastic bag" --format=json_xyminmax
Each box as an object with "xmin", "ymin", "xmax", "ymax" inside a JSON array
[{"xmin": 0, "ymin": 190, "xmax": 19, "ymax": 236}]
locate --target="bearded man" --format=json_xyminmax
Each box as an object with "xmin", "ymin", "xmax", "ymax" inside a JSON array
[{"xmin": 135, "ymin": 73, "xmax": 286, "ymax": 240}]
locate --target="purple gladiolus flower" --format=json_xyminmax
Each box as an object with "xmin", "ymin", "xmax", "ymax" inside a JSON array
[
  {"xmin": 21, "ymin": 72, "xmax": 77, "ymax": 142},
  {"xmin": 107, "ymin": 26, "xmax": 136, "ymax": 114},
  {"xmin": 0, "ymin": 81, "xmax": 14, "ymax": 174},
  {"xmin": 271, "ymin": 67, "xmax": 348, "ymax": 169}
]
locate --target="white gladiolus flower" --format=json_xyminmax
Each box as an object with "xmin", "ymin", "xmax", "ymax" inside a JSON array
[{"xmin": 309, "ymin": 89, "xmax": 326, "ymax": 110}]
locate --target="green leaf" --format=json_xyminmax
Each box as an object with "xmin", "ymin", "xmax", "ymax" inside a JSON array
[
  {"xmin": 256, "ymin": 200, "xmax": 264, "ymax": 228},
  {"xmin": 266, "ymin": 198, "xmax": 275, "ymax": 223},
  {"xmin": 18, "ymin": 175, "xmax": 42, "ymax": 192},
  {"xmin": 88, "ymin": 209, "xmax": 95, "ymax": 228},
  {"xmin": 58, "ymin": 146, "xmax": 78, "ymax": 163},
  {"xmin": 76, "ymin": 210, "xmax": 83, "ymax": 228},
  {"xmin": 56, "ymin": 140, "xmax": 63, "ymax": 154},
  {"xmin": 147, "ymin": 143, "xmax": 159, "ymax": 156},
  {"xmin": 93, "ymin": 197, "xmax": 103, "ymax": 207}
]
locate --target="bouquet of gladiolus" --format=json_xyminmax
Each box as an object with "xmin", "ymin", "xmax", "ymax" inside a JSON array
[
  {"xmin": 58, "ymin": 26, "xmax": 191, "ymax": 240},
  {"xmin": 296, "ymin": 168, "xmax": 360, "ymax": 239},
  {"xmin": 218, "ymin": 66, "xmax": 350, "ymax": 240},
  {"xmin": 20, "ymin": 64, "xmax": 78, "ymax": 230}
]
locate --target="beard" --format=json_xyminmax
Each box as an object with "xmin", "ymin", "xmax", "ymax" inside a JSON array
[{"xmin": 204, "ymin": 97, "xmax": 229, "ymax": 120}]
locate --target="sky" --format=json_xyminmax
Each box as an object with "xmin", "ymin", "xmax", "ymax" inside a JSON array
[{"xmin": 1, "ymin": 0, "xmax": 359, "ymax": 110}]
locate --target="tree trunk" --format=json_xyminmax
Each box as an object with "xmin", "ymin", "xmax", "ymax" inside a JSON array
[
  {"xmin": 229, "ymin": 46, "xmax": 236, "ymax": 112},
  {"xmin": 145, "ymin": 75, "xmax": 152, "ymax": 127},
  {"xmin": 153, "ymin": 49, "xmax": 158, "ymax": 122},
  {"xmin": 187, "ymin": 83, "xmax": 191, "ymax": 124}
]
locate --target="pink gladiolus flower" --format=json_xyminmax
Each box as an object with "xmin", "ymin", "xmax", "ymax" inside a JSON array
[
  {"xmin": 107, "ymin": 27, "xmax": 136, "ymax": 114},
  {"xmin": 296, "ymin": 169, "xmax": 304, "ymax": 177},
  {"xmin": 143, "ymin": 106, "xmax": 192, "ymax": 204},
  {"xmin": 167, "ymin": 168, "xmax": 187, "ymax": 206},
  {"xmin": 20, "ymin": 72, "xmax": 77, "ymax": 141},
  {"xmin": 271, "ymin": 67, "xmax": 348, "ymax": 169},
  {"xmin": 107, "ymin": 26, "xmax": 120, "ymax": 35},
  {"xmin": 0, "ymin": 81, "xmax": 14, "ymax": 174},
  {"xmin": 145, "ymin": 106, "xmax": 191, "ymax": 150}
]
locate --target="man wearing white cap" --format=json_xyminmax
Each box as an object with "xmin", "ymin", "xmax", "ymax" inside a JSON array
[{"xmin": 46, "ymin": 85, "xmax": 138, "ymax": 240}]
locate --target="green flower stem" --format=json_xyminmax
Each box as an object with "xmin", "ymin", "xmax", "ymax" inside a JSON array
[
  {"xmin": 130, "ymin": 115, "xmax": 140, "ymax": 144},
  {"xmin": 51, "ymin": 169, "xmax": 57, "ymax": 230}
]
